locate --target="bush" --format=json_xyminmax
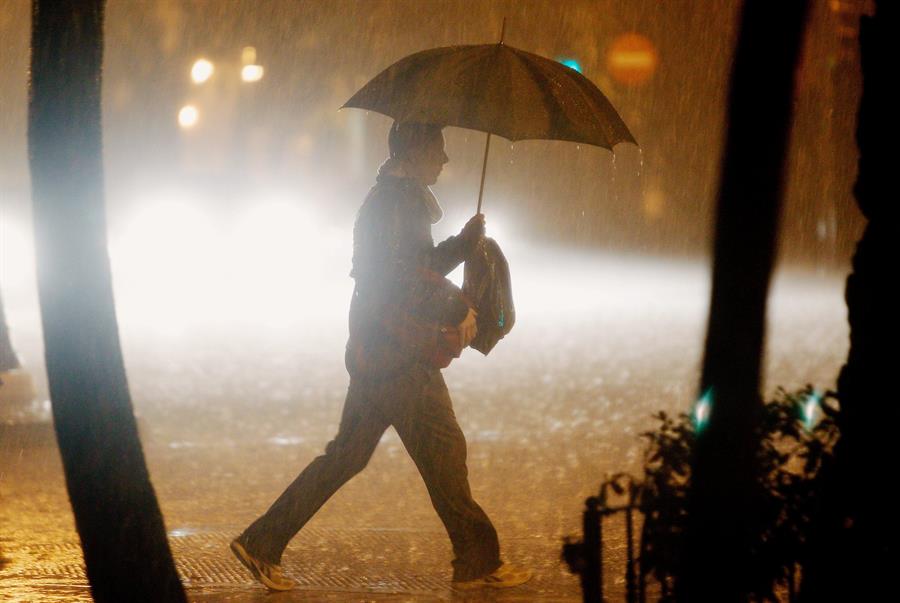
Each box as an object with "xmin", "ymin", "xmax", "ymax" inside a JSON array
[{"xmin": 636, "ymin": 386, "xmax": 840, "ymax": 600}]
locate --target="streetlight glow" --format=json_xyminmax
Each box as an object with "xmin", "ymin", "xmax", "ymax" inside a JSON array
[
  {"xmin": 241, "ymin": 64, "xmax": 264, "ymax": 82},
  {"xmin": 178, "ymin": 105, "xmax": 199, "ymax": 128},
  {"xmin": 191, "ymin": 58, "xmax": 214, "ymax": 84}
]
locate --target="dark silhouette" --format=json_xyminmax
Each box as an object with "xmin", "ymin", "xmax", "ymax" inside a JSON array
[
  {"xmin": 680, "ymin": 1, "xmax": 809, "ymax": 600},
  {"xmin": 0, "ymin": 293, "xmax": 21, "ymax": 373},
  {"xmin": 231, "ymin": 123, "xmax": 531, "ymax": 592},
  {"xmin": 28, "ymin": 1, "xmax": 185, "ymax": 600},
  {"xmin": 801, "ymin": 1, "xmax": 898, "ymax": 599}
]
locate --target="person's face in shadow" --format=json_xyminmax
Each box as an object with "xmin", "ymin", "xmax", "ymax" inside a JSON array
[{"xmin": 407, "ymin": 131, "xmax": 449, "ymax": 186}]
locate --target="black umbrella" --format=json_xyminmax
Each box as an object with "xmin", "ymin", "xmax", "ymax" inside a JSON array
[{"xmin": 343, "ymin": 21, "xmax": 637, "ymax": 212}]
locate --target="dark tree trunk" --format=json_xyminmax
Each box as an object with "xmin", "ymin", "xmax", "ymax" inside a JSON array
[
  {"xmin": 680, "ymin": 2, "xmax": 808, "ymax": 600},
  {"xmin": 801, "ymin": 1, "xmax": 898, "ymax": 599},
  {"xmin": 28, "ymin": 1, "xmax": 186, "ymax": 601}
]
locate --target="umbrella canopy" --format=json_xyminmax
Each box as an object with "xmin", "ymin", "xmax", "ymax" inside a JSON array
[{"xmin": 343, "ymin": 43, "xmax": 636, "ymax": 150}]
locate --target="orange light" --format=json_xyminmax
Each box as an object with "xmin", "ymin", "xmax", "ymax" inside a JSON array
[{"xmin": 606, "ymin": 33, "xmax": 658, "ymax": 86}]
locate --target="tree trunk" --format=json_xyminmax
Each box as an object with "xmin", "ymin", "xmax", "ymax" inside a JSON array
[
  {"xmin": 28, "ymin": 1, "xmax": 186, "ymax": 600},
  {"xmin": 680, "ymin": 1, "xmax": 808, "ymax": 600},
  {"xmin": 801, "ymin": 1, "xmax": 898, "ymax": 599}
]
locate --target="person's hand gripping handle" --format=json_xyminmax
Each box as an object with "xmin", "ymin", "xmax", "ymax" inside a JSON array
[{"xmin": 460, "ymin": 213, "xmax": 486, "ymax": 247}]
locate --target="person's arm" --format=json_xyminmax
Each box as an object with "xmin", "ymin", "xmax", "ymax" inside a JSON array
[
  {"xmin": 383, "ymin": 193, "xmax": 474, "ymax": 330},
  {"xmin": 410, "ymin": 266, "xmax": 471, "ymax": 326},
  {"xmin": 403, "ymin": 241, "xmax": 471, "ymax": 328},
  {"xmin": 427, "ymin": 214, "xmax": 485, "ymax": 276},
  {"xmin": 357, "ymin": 187, "xmax": 478, "ymax": 352}
]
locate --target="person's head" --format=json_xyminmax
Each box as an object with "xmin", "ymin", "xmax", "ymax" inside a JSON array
[{"xmin": 388, "ymin": 121, "xmax": 448, "ymax": 185}]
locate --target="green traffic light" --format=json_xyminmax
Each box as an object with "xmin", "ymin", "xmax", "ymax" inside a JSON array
[{"xmin": 557, "ymin": 57, "xmax": 582, "ymax": 73}]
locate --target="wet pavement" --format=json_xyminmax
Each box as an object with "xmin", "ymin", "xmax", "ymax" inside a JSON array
[{"xmin": 1, "ymin": 261, "xmax": 848, "ymax": 601}]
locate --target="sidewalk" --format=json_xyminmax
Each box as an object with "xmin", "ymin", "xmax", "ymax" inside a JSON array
[
  {"xmin": 1, "ymin": 422, "xmax": 597, "ymax": 602},
  {"xmin": 0, "ymin": 320, "xmax": 674, "ymax": 602},
  {"xmin": 3, "ymin": 524, "xmax": 572, "ymax": 601}
]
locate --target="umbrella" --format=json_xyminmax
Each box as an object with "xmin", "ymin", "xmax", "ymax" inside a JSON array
[{"xmin": 343, "ymin": 21, "xmax": 637, "ymax": 212}]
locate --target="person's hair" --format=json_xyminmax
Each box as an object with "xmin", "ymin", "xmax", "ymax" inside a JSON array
[{"xmin": 388, "ymin": 121, "xmax": 443, "ymax": 159}]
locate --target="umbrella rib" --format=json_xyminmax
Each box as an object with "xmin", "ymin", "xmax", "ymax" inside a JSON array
[
  {"xmin": 553, "ymin": 60, "xmax": 614, "ymax": 147},
  {"xmin": 508, "ymin": 48, "xmax": 569, "ymax": 141},
  {"xmin": 567, "ymin": 68, "xmax": 637, "ymax": 146}
]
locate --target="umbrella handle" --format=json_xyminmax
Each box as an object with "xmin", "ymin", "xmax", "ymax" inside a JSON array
[{"xmin": 476, "ymin": 131, "xmax": 492, "ymax": 214}]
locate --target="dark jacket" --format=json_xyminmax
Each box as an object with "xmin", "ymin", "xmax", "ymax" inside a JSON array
[{"xmin": 346, "ymin": 172, "xmax": 475, "ymax": 378}]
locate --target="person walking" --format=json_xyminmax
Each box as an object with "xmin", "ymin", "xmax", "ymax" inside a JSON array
[{"xmin": 231, "ymin": 121, "xmax": 532, "ymax": 592}]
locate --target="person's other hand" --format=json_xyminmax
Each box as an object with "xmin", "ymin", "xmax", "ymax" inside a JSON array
[
  {"xmin": 458, "ymin": 307, "xmax": 478, "ymax": 348},
  {"xmin": 460, "ymin": 213, "xmax": 485, "ymax": 244}
]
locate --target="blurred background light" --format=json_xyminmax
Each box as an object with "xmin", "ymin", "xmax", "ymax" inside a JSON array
[
  {"xmin": 0, "ymin": 217, "xmax": 35, "ymax": 291},
  {"xmin": 802, "ymin": 390, "xmax": 822, "ymax": 430},
  {"xmin": 241, "ymin": 64, "xmax": 264, "ymax": 83},
  {"xmin": 241, "ymin": 46, "xmax": 257, "ymax": 65},
  {"xmin": 109, "ymin": 198, "xmax": 223, "ymax": 334},
  {"xmin": 693, "ymin": 387, "xmax": 713, "ymax": 432},
  {"xmin": 557, "ymin": 57, "xmax": 583, "ymax": 73},
  {"xmin": 178, "ymin": 104, "xmax": 199, "ymax": 128},
  {"xmin": 190, "ymin": 58, "xmax": 214, "ymax": 84},
  {"xmin": 606, "ymin": 32, "xmax": 659, "ymax": 86}
]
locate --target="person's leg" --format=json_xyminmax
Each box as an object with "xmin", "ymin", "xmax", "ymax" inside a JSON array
[
  {"xmin": 390, "ymin": 366, "xmax": 501, "ymax": 582},
  {"xmin": 238, "ymin": 378, "xmax": 389, "ymax": 564}
]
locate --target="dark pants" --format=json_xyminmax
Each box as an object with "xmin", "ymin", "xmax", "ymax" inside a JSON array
[{"xmin": 238, "ymin": 364, "xmax": 502, "ymax": 582}]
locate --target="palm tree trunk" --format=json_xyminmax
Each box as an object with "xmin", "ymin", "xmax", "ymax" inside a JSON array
[
  {"xmin": 800, "ymin": 1, "xmax": 898, "ymax": 599},
  {"xmin": 680, "ymin": 2, "xmax": 808, "ymax": 600},
  {"xmin": 28, "ymin": 1, "xmax": 186, "ymax": 600}
]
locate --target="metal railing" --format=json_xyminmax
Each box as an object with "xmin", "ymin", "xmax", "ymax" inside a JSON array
[
  {"xmin": 562, "ymin": 474, "xmax": 661, "ymax": 603},
  {"xmin": 563, "ymin": 472, "xmax": 806, "ymax": 603}
]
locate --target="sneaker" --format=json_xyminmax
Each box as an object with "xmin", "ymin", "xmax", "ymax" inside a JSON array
[
  {"xmin": 451, "ymin": 563, "xmax": 533, "ymax": 591},
  {"xmin": 229, "ymin": 539, "xmax": 296, "ymax": 591}
]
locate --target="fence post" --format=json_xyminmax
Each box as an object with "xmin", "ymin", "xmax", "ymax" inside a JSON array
[
  {"xmin": 625, "ymin": 502, "xmax": 637, "ymax": 603},
  {"xmin": 583, "ymin": 496, "xmax": 602, "ymax": 602}
]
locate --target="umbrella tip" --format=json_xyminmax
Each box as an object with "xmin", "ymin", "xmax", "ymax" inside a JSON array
[{"xmin": 499, "ymin": 17, "xmax": 506, "ymax": 44}]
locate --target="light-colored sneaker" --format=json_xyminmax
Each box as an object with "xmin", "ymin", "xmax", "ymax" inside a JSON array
[
  {"xmin": 229, "ymin": 539, "xmax": 296, "ymax": 591},
  {"xmin": 451, "ymin": 562, "xmax": 534, "ymax": 591}
]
